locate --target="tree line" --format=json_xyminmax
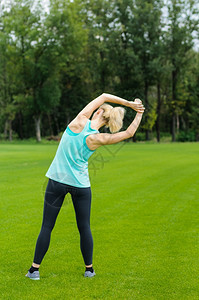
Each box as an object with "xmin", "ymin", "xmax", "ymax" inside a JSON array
[{"xmin": 0, "ymin": 0, "xmax": 198, "ymax": 142}]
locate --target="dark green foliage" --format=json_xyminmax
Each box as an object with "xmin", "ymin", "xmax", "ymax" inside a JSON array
[
  {"xmin": 135, "ymin": 132, "xmax": 146, "ymax": 141},
  {"xmin": 176, "ymin": 130, "xmax": 196, "ymax": 142},
  {"xmin": 0, "ymin": 0, "xmax": 198, "ymax": 141}
]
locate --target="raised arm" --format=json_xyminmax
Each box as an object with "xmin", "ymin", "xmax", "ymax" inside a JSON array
[
  {"xmin": 87, "ymin": 110, "xmax": 144, "ymax": 150},
  {"xmin": 102, "ymin": 93, "xmax": 144, "ymax": 113},
  {"xmin": 78, "ymin": 93, "xmax": 144, "ymax": 119},
  {"xmin": 77, "ymin": 94, "xmax": 106, "ymax": 119}
]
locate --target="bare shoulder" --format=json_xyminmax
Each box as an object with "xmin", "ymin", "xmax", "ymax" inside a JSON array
[
  {"xmin": 86, "ymin": 133, "xmax": 100, "ymax": 150},
  {"xmin": 87, "ymin": 131, "xmax": 129, "ymax": 149},
  {"xmin": 68, "ymin": 115, "xmax": 88, "ymax": 132},
  {"xmin": 86, "ymin": 133, "xmax": 111, "ymax": 150}
]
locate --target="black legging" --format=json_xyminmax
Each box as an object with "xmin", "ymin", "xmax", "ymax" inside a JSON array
[{"xmin": 33, "ymin": 178, "xmax": 93, "ymax": 266}]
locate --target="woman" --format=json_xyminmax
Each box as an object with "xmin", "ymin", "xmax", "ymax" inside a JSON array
[{"xmin": 25, "ymin": 93, "xmax": 145, "ymax": 280}]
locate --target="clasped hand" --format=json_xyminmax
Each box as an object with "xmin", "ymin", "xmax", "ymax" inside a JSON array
[{"xmin": 129, "ymin": 98, "xmax": 145, "ymax": 113}]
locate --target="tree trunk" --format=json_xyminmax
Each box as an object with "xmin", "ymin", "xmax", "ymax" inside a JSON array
[
  {"xmin": 196, "ymin": 132, "xmax": 199, "ymax": 142},
  {"xmin": 144, "ymin": 80, "xmax": 149, "ymax": 141},
  {"xmin": 8, "ymin": 120, "xmax": 12, "ymax": 141},
  {"xmin": 34, "ymin": 115, "xmax": 41, "ymax": 142},
  {"xmin": 176, "ymin": 113, "xmax": 180, "ymax": 134},
  {"xmin": 21, "ymin": 35, "xmax": 27, "ymax": 89},
  {"xmin": 4, "ymin": 120, "xmax": 8, "ymax": 140},
  {"xmin": 53, "ymin": 112, "xmax": 60, "ymax": 135},
  {"xmin": 47, "ymin": 113, "xmax": 54, "ymax": 136},
  {"xmin": 132, "ymin": 133, "xmax": 136, "ymax": 143},
  {"xmin": 172, "ymin": 113, "xmax": 176, "ymax": 142},
  {"xmin": 17, "ymin": 111, "xmax": 24, "ymax": 139},
  {"xmin": 100, "ymin": 51, "xmax": 105, "ymax": 91},
  {"xmin": 181, "ymin": 116, "xmax": 186, "ymax": 130},
  {"xmin": 156, "ymin": 82, "xmax": 161, "ymax": 142},
  {"xmin": 172, "ymin": 70, "xmax": 177, "ymax": 142}
]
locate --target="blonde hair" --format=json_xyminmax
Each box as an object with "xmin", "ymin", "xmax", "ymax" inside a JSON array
[{"xmin": 99, "ymin": 103, "xmax": 126, "ymax": 133}]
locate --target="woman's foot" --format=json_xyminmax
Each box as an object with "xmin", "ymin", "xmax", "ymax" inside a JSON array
[
  {"xmin": 84, "ymin": 270, "xmax": 96, "ymax": 277},
  {"xmin": 84, "ymin": 266, "xmax": 96, "ymax": 277},
  {"xmin": 25, "ymin": 270, "xmax": 40, "ymax": 280},
  {"xmin": 25, "ymin": 265, "xmax": 40, "ymax": 280}
]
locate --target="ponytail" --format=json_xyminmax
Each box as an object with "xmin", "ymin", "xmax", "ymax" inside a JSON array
[{"xmin": 100, "ymin": 103, "xmax": 126, "ymax": 133}]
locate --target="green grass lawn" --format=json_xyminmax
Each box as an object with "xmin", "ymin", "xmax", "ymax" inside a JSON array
[{"xmin": 0, "ymin": 141, "xmax": 199, "ymax": 299}]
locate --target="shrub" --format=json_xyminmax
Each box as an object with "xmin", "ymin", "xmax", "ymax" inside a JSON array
[
  {"xmin": 135, "ymin": 132, "xmax": 146, "ymax": 141},
  {"xmin": 176, "ymin": 131, "xmax": 196, "ymax": 142}
]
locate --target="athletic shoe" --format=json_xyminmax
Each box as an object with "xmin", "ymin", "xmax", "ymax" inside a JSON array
[
  {"xmin": 84, "ymin": 270, "xmax": 96, "ymax": 278},
  {"xmin": 25, "ymin": 270, "xmax": 40, "ymax": 280}
]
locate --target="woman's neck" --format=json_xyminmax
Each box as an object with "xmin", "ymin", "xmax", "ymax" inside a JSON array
[{"xmin": 90, "ymin": 118, "xmax": 105, "ymax": 130}]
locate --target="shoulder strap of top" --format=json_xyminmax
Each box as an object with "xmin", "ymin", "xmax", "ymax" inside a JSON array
[
  {"xmin": 66, "ymin": 119, "xmax": 89, "ymax": 136},
  {"xmin": 66, "ymin": 119, "xmax": 99, "ymax": 137}
]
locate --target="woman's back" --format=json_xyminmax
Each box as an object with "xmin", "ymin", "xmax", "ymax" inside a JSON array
[{"xmin": 45, "ymin": 119, "xmax": 99, "ymax": 187}]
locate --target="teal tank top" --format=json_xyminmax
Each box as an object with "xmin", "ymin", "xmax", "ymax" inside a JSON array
[{"xmin": 45, "ymin": 119, "xmax": 99, "ymax": 188}]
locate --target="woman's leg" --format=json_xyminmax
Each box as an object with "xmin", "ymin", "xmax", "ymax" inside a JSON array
[
  {"xmin": 71, "ymin": 187, "xmax": 93, "ymax": 266},
  {"xmin": 32, "ymin": 179, "xmax": 67, "ymax": 265}
]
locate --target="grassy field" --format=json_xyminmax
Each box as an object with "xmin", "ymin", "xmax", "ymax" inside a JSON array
[{"xmin": 0, "ymin": 141, "xmax": 199, "ymax": 299}]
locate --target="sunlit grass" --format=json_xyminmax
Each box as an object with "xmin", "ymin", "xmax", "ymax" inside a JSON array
[{"xmin": 1, "ymin": 141, "xmax": 199, "ymax": 299}]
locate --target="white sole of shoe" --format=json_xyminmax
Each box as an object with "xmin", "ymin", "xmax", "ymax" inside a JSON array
[{"xmin": 25, "ymin": 274, "xmax": 40, "ymax": 280}]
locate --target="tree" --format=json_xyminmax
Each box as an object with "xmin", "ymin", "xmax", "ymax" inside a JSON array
[
  {"xmin": 165, "ymin": 0, "xmax": 198, "ymax": 141},
  {"xmin": 0, "ymin": 13, "xmax": 19, "ymax": 141},
  {"xmin": 46, "ymin": 0, "xmax": 89, "ymax": 130},
  {"xmin": 181, "ymin": 50, "xmax": 199, "ymax": 140},
  {"xmin": 109, "ymin": 0, "xmax": 164, "ymax": 139},
  {"xmin": 2, "ymin": 0, "xmax": 62, "ymax": 141},
  {"xmin": 130, "ymin": 0, "xmax": 164, "ymax": 140}
]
